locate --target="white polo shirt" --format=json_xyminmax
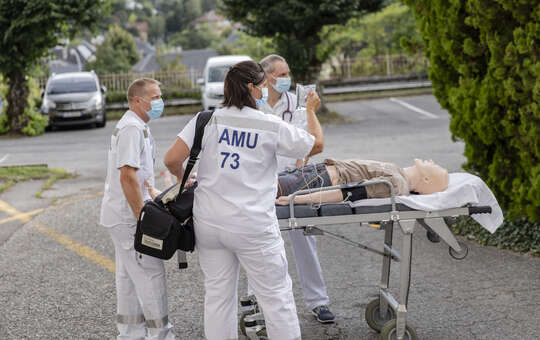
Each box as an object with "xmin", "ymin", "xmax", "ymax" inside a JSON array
[
  {"xmin": 260, "ymin": 92, "xmax": 307, "ymax": 171},
  {"xmin": 100, "ymin": 110, "xmax": 155, "ymax": 227},
  {"xmin": 178, "ymin": 105, "xmax": 314, "ymax": 234}
]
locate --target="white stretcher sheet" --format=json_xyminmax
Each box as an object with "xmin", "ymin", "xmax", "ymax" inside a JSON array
[{"xmin": 351, "ymin": 172, "xmax": 503, "ymax": 233}]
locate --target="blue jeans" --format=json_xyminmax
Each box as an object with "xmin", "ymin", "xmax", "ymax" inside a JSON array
[{"xmin": 277, "ymin": 163, "xmax": 332, "ymax": 197}]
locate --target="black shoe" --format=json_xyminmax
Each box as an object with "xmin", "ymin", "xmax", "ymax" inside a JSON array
[{"xmin": 311, "ymin": 305, "xmax": 335, "ymax": 324}]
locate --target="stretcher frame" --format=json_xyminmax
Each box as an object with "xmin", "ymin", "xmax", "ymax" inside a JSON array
[{"xmin": 275, "ymin": 178, "xmax": 491, "ymax": 340}]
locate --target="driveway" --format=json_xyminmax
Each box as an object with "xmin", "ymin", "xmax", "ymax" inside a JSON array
[{"xmin": 1, "ymin": 95, "xmax": 538, "ymax": 339}]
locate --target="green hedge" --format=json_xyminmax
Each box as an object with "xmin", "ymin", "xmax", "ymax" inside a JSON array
[
  {"xmin": 452, "ymin": 216, "xmax": 540, "ymax": 256},
  {"xmin": 403, "ymin": 1, "xmax": 540, "ymax": 222}
]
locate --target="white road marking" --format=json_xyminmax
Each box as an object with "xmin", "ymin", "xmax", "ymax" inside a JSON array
[
  {"xmin": 0, "ymin": 154, "xmax": 9, "ymax": 164},
  {"xmin": 389, "ymin": 97, "xmax": 438, "ymax": 119}
]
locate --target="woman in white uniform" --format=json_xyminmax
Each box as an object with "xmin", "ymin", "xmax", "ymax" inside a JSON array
[{"xmin": 164, "ymin": 61, "xmax": 323, "ymax": 340}]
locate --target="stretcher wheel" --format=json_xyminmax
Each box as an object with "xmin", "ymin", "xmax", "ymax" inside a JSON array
[
  {"xmin": 380, "ymin": 319, "xmax": 418, "ymax": 340},
  {"xmin": 426, "ymin": 229, "xmax": 440, "ymax": 243},
  {"xmin": 449, "ymin": 240, "xmax": 468, "ymax": 260},
  {"xmin": 365, "ymin": 298, "xmax": 395, "ymax": 332}
]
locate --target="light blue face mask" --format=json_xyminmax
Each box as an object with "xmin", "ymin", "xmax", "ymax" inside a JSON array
[
  {"xmin": 255, "ymin": 87, "xmax": 268, "ymax": 109},
  {"xmin": 272, "ymin": 76, "xmax": 291, "ymax": 93},
  {"xmin": 144, "ymin": 98, "xmax": 164, "ymax": 120}
]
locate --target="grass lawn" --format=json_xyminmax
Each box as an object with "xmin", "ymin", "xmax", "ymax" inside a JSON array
[{"xmin": 0, "ymin": 165, "xmax": 75, "ymax": 198}]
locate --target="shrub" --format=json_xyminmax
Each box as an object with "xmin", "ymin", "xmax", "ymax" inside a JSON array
[
  {"xmin": 0, "ymin": 75, "xmax": 47, "ymax": 135},
  {"xmin": 20, "ymin": 107, "xmax": 48, "ymax": 136},
  {"xmin": 452, "ymin": 216, "xmax": 540, "ymax": 256},
  {"xmin": 403, "ymin": 0, "xmax": 540, "ymax": 222}
]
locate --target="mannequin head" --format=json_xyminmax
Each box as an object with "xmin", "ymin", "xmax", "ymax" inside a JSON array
[{"xmin": 409, "ymin": 159, "xmax": 449, "ymax": 194}]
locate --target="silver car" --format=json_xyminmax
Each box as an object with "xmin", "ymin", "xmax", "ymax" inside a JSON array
[{"xmin": 41, "ymin": 71, "xmax": 107, "ymax": 129}]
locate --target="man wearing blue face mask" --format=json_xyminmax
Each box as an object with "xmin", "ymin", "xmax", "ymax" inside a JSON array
[
  {"xmin": 100, "ymin": 78, "xmax": 177, "ymax": 340},
  {"xmin": 259, "ymin": 55, "xmax": 335, "ymax": 324}
]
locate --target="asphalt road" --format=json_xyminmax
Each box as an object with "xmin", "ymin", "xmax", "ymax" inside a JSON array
[{"xmin": 1, "ymin": 95, "xmax": 539, "ymax": 339}]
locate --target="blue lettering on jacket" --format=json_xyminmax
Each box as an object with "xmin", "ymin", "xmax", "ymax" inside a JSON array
[
  {"xmin": 218, "ymin": 128, "xmax": 230, "ymax": 145},
  {"xmin": 246, "ymin": 133, "xmax": 258, "ymax": 149},
  {"xmin": 219, "ymin": 128, "xmax": 258, "ymax": 149},
  {"xmin": 231, "ymin": 130, "xmax": 245, "ymax": 147}
]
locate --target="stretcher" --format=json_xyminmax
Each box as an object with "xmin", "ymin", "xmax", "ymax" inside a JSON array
[{"xmin": 241, "ymin": 173, "xmax": 501, "ymax": 340}]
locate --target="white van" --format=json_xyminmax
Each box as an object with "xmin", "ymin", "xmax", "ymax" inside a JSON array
[{"xmin": 199, "ymin": 55, "xmax": 252, "ymax": 110}]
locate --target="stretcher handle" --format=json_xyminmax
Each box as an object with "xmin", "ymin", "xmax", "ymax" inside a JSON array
[
  {"xmin": 468, "ymin": 206, "xmax": 492, "ymax": 214},
  {"xmin": 287, "ymin": 178, "xmax": 397, "ymax": 219}
]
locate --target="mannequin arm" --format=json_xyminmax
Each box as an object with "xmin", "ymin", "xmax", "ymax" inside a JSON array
[
  {"xmin": 144, "ymin": 180, "xmax": 162, "ymax": 200},
  {"xmin": 295, "ymin": 157, "xmax": 310, "ymax": 168},
  {"xmin": 276, "ymin": 189, "xmax": 343, "ymax": 205}
]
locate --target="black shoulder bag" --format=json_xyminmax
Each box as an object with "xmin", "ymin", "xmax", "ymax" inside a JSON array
[{"xmin": 134, "ymin": 111, "xmax": 213, "ymax": 260}]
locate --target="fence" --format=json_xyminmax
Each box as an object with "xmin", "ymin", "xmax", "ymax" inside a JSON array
[
  {"xmin": 37, "ymin": 55, "xmax": 428, "ymax": 91},
  {"xmin": 322, "ymin": 54, "xmax": 429, "ymax": 81},
  {"xmin": 38, "ymin": 68, "xmax": 203, "ymax": 92}
]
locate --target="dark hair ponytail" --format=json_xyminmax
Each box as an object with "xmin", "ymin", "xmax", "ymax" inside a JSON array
[{"xmin": 222, "ymin": 60, "xmax": 266, "ymax": 110}]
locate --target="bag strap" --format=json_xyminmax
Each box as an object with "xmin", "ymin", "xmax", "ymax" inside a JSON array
[{"xmin": 179, "ymin": 110, "xmax": 214, "ymax": 192}]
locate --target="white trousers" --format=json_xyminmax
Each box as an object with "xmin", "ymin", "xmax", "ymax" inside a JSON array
[
  {"xmin": 108, "ymin": 225, "xmax": 176, "ymax": 340},
  {"xmin": 247, "ymin": 230, "xmax": 329, "ymax": 310},
  {"xmin": 196, "ymin": 221, "xmax": 301, "ymax": 340}
]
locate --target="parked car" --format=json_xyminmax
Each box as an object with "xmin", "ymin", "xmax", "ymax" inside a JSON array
[
  {"xmin": 41, "ymin": 71, "xmax": 107, "ymax": 129},
  {"xmin": 198, "ymin": 55, "xmax": 252, "ymax": 111}
]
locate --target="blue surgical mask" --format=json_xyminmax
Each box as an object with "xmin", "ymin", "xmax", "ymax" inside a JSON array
[
  {"xmin": 144, "ymin": 98, "xmax": 164, "ymax": 120},
  {"xmin": 272, "ymin": 77, "xmax": 291, "ymax": 93},
  {"xmin": 255, "ymin": 87, "xmax": 268, "ymax": 109}
]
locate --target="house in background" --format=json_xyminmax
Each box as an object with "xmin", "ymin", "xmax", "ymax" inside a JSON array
[
  {"xmin": 46, "ymin": 40, "xmax": 97, "ymax": 74},
  {"xmin": 44, "ymin": 36, "xmax": 156, "ymax": 76},
  {"xmin": 131, "ymin": 48, "xmax": 218, "ymax": 82}
]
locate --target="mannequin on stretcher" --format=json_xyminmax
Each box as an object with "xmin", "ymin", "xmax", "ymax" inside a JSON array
[
  {"xmin": 275, "ymin": 158, "xmax": 449, "ymax": 205},
  {"xmin": 146, "ymin": 159, "xmax": 449, "ymax": 205}
]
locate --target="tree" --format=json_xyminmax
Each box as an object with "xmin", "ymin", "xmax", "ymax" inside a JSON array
[
  {"xmin": 201, "ymin": 0, "xmax": 217, "ymax": 13},
  {"xmin": 86, "ymin": 25, "xmax": 140, "ymax": 74},
  {"xmin": 170, "ymin": 23, "xmax": 220, "ymax": 50},
  {"xmin": 320, "ymin": 2, "xmax": 424, "ymax": 78},
  {"xmin": 160, "ymin": 0, "xmax": 202, "ymax": 41},
  {"xmin": 220, "ymin": 0, "xmax": 384, "ymax": 84},
  {"xmin": 402, "ymin": 0, "xmax": 540, "ymax": 221},
  {"xmin": 217, "ymin": 30, "xmax": 276, "ymax": 62},
  {"xmin": 148, "ymin": 15, "xmax": 166, "ymax": 44},
  {"xmin": 0, "ymin": 0, "xmax": 107, "ymax": 134}
]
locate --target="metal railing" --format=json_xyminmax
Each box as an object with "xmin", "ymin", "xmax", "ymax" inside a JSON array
[
  {"xmin": 322, "ymin": 54, "xmax": 429, "ymax": 81},
  {"xmin": 37, "ymin": 54, "xmax": 428, "ymax": 93},
  {"xmin": 39, "ymin": 68, "xmax": 203, "ymax": 92}
]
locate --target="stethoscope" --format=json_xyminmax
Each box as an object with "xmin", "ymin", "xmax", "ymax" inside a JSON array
[{"xmin": 281, "ymin": 92, "xmax": 293, "ymax": 122}]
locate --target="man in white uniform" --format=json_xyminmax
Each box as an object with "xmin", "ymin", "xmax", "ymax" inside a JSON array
[
  {"xmin": 259, "ymin": 54, "xmax": 335, "ymax": 323},
  {"xmin": 100, "ymin": 78, "xmax": 176, "ymax": 340}
]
